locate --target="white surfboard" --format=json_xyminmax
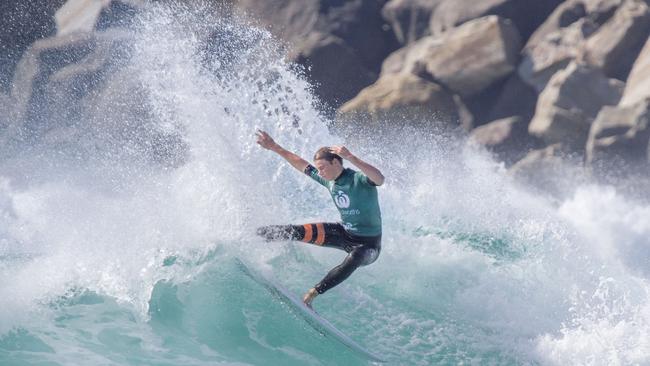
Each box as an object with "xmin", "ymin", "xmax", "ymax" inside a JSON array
[{"xmin": 236, "ymin": 258, "xmax": 386, "ymax": 363}]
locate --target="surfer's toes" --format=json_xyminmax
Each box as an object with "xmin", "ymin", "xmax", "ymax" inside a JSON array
[{"xmin": 302, "ymin": 288, "xmax": 318, "ymax": 308}]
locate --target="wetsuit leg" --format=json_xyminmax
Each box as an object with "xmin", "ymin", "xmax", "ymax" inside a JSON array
[
  {"xmin": 314, "ymin": 246, "xmax": 380, "ymax": 294},
  {"xmin": 257, "ymin": 223, "xmax": 350, "ymax": 250},
  {"xmin": 256, "ymin": 225, "xmax": 304, "ymax": 241}
]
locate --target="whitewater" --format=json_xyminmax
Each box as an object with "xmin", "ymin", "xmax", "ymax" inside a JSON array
[{"xmin": 1, "ymin": 4, "xmax": 649, "ymax": 365}]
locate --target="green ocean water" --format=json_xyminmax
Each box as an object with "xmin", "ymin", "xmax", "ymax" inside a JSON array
[{"xmin": 0, "ymin": 231, "xmax": 536, "ymax": 366}]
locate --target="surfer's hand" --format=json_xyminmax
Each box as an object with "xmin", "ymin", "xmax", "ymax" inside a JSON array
[
  {"xmin": 303, "ymin": 288, "xmax": 318, "ymax": 308},
  {"xmin": 330, "ymin": 146, "xmax": 353, "ymax": 160},
  {"xmin": 256, "ymin": 130, "xmax": 277, "ymax": 150}
]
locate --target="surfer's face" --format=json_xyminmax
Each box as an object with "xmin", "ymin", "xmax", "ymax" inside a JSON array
[{"xmin": 315, "ymin": 159, "xmax": 343, "ymax": 181}]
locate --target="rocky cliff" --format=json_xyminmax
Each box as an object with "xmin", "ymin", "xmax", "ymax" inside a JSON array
[{"xmin": 1, "ymin": 0, "xmax": 649, "ymax": 195}]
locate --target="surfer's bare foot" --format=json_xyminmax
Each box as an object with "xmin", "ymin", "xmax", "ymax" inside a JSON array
[{"xmin": 302, "ymin": 288, "xmax": 318, "ymax": 308}]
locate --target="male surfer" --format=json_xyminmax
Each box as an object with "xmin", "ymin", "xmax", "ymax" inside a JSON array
[{"xmin": 255, "ymin": 130, "xmax": 384, "ymax": 308}]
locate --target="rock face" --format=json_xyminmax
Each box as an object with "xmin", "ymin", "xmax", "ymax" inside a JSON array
[
  {"xmin": 424, "ymin": 16, "xmax": 522, "ymax": 98},
  {"xmin": 586, "ymin": 100, "xmax": 650, "ymax": 171},
  {"xmin": 519, "ymin": 16, "xmax": 596, "ymax": 93},
  {"xmin": 337, "ymin": 73, "xmax": 460, "ymax": 129},
  {"xmin": 581, "ymin": 0, "xmax": 650, "ymax": 80},
  {"xmin": 382, "ymin": 0, "xmax": 441, "ymax": 45},
  {"xmin": 518, "ymin": 0, "xmax": 650, "ymax": 92},
  {"xmin": 3, "ymin": 0, "xmax": 650, "ymax": 194},
  {"xmin": 236, "ymin": 0, "xmax": 396, "ymax": 108},
  {"xmin": 621, "ymin": 37, "xmax": 650, "ymax": 107},
  {"xmin": 528, "ymin": 62, "xmax": 624, "ymax": 146},
  {"xmin": 429, "ymin": 0, "xmax": 563, "ymax": 41},
  {"xmin": 382, "ymin": 16, "xmax": 521, "ymax": 98}
]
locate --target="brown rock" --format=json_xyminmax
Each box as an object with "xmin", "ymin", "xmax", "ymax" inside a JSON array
[
  {"xmin": 621, "ymin": 37, "xmax": 650, "ymax": 107},
  {"xmin": 524, "ymin": 0, "xmax": 588, "ymax": 49},
  {"xmin": 380, "ymin": 16, "xmax": 522, "ymax": 97},
  {"xmin": 525, "ymin": 0, "xmax": 622, "ymax": 49},
  {"xmin": 519, "ymin": 0, "xmax": 649, "ymax": 92},
  {"xmin": 382, "ymin": 0, "xmax": 441, "ymax": 45},
  {"xmin": 582, "ymin": 0, "xmax": 650, "ymax": 80},
  {"xmin": 586, "ymin": 100, "xmax": 650, "ymax": 170},
  {"xmin": 379, "ymin": 36, "xmax": 444, "ymax": 76},
  {"xmin": 289, "ymin": 32, "xmax": 376, "ymax": 108},
  {"xmin": 429, "ymin": 0, "xmax": 563, "ymax": 41},
  {"xmin": 528, "ymin": 62, "xmax": 624, "ymax": 146},
  {"xmin": 424, "ymin": 16, "xmax": 521, "ymax": 97},
  {"xmin": 336, "ymin": 73, "xmax": 460, "ymax": 130},
  {"xmin": 518, "ymin": 18, "xmax": 597, "ymax": 92}
]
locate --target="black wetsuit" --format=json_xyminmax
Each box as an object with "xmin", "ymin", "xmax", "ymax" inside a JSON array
[
  {"xmin": 256, "ymin": 223, "xmax": 381, "ymax": 294},
  {"xmin": 256, "ymin": 164, "xmax": 383, "ymax": 294}
]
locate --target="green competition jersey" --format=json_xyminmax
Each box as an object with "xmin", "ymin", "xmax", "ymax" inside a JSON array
[{"xmin": 305, "ymin": 165, "xmax": 382, "ymax": 237}]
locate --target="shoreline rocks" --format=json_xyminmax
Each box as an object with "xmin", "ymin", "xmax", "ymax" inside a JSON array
[{"xmin": 2, "ymin": 0, "xmax": 650, "ymax": 196}]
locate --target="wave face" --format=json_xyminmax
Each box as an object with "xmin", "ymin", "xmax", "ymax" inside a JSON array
[{"xmin": 1, "ymin": 4, "xmax": 649, "ymax": 365}]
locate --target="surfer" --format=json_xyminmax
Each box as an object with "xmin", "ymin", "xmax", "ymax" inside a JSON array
[{"xmin": 255, "ymin": 130, "xmax": 383, "ymax": 308}]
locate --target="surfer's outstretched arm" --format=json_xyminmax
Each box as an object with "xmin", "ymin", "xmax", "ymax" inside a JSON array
[{"xmin": 256, "ymin": 130, "xmax": 309, "ymax": 172}]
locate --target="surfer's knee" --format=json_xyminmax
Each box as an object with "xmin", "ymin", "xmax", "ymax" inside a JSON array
[{"xmin": 360, "ymin": 248, "xmax": 379, "ymax": 266}]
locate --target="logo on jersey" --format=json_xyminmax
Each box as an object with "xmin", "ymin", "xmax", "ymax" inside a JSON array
[{"xmin": 334, "ymin": 191, "xmax": 350, "ymax": 208}]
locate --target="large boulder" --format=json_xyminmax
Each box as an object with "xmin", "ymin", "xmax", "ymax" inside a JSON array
[
  {"xmin": 381, "ymin": 0, "xmax": 441, "ymax": 45},
  {"xmin": 620, "ymin": 37, "xmax": 650, "ymax": 107},
  {"xmin": 586, "ymin": 100, "xmax": 650, "ymax": 172},
  {"xmin": 525, "ymin": 0, "xmax": 621, "ymax": 49},
  {"xmin": 381, "ymin": 16, "xmax": 521, "ymax": 97},
  {"xmin": 336, "ymin": 72, "xmax": 461, "ymax": 130},
  {"xmin": 528, "ymin": 62, "xmax": 624, "ymax": 146},
  {"xmin": 0, "ymin": 0, "xmax": 67, "ymax": 91},
  {"xmin": 518, "ymin": 0, "xmax": 636, "ymax": 92},
  {"xmin": 518, "ymin": 17, "xmax": 597, "ymax": 93},
  {"xmin": 429, "ymin": 0, "xmax": 563, "ymax": 41},
  {"xmin": 424, "ymin": 16, "xmax": 521, "ymax": 98},
  {"xmin": 379, "ymin": 36, "xmax": 443, "ymax": 76},
  {"xmin": 582, "ymin": 0, "xmax": 650, "ymax": 80}
]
